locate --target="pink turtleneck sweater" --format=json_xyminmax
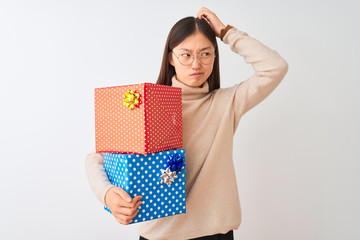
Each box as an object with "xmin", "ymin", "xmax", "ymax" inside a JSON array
[{"xmin": 85, "ymin": 28, "xmax": 288, "ymax": 240}]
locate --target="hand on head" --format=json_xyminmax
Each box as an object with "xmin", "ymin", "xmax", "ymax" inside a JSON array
[
  {"xmin": 105, "ymin": 186, "xmax": 143, "ymax": 225},
  {"xmin": 196, "ymin": 7, "xmax": 226, "ymax": 38}
]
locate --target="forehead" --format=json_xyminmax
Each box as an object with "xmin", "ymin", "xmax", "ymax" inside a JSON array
[{"xmin": 174, "ymin": 31, "xmax": 214, "ymax": 52}]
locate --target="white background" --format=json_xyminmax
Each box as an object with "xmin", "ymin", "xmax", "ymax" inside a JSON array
[{"xmin": 1, "ymin": 0, "xmax": 359, "ymax": 239}]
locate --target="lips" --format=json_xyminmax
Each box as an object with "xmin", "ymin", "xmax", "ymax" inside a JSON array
[{"xmin": 191, "ymin": 72, "xmax": 203, "ymax": 77}]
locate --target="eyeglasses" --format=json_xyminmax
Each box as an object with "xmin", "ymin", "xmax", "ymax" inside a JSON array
[{"xmin": 172, "ymin": 50, "xmax": 216, "ymax": 66}]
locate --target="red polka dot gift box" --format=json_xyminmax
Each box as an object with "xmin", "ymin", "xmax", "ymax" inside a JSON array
[{"xmin": 95, "ymin": 83, "xmax": 183, "ymax": 154}]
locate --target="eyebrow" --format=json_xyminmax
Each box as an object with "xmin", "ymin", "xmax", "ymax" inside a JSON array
[{"xmin": 179, "ymin": 47, "xmax": 213, "ymax": 52}]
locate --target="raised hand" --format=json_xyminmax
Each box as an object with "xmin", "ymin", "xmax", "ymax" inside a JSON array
[{"xmin": 196, "ymin": 7, "xmax": 226, "ymax": 38}]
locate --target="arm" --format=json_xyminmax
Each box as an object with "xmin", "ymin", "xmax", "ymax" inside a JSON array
[
  {"xmin": 85, "ymin": 152, "xmax": 113, "ymax": 205},
  {"xmin": 197, "ymin": 7, "xmax": 288, "ymax": 126},
  {"xmin": 85, "ymin": 151, "xmax": 143, "ymax": 225},
  {"xmin": 224, "ymin": 28, "xmax": 288, "ymax": 123}
]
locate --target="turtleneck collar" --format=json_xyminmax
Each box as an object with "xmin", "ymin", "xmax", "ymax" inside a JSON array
[{"xmin": 171, "ymin": 76, "xmax": 209, "ymax": 100}]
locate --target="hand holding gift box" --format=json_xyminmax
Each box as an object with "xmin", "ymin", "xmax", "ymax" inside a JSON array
[
  {"xmin": 104, "ymin": 186, "xmax": 143, "ymax": 225},
  {"xmin": 103, "ymin": 149, "xmax": 186, "ymax": 224},
  {"xmin": 95, "ymin": 83, "xmax": 183, "ymax": 154}
]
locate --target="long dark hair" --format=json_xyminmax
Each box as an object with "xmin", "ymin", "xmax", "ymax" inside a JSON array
[{"xmin": 156, "ymin": 17, "xmax": 220, "ymax": 92}]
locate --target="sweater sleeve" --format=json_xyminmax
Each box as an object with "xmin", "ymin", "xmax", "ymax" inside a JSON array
[
  {"xmin": 222, "ymin": 28, "xmax": 288, "ymax": 130},
  {"xmin": 85, "ymin": 151, "xmax": 113, "ymax": 205}
]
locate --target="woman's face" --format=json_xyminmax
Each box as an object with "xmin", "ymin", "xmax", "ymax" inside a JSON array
[{"xmin": 170, "ymin": 31, "xmax": 215, "ymax": 87}]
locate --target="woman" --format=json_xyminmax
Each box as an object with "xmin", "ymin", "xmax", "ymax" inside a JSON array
[{"xmin": 86, "ymin": 7, "xmax": 288, "ymax": 240}]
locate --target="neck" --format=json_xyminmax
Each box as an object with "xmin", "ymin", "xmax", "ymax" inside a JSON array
[{"xmin": 171, "ymin": 76, "xmax": 209, "ymax": 100}]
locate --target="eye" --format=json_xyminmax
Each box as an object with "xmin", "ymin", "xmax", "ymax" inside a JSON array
[
  {"xmin": 201, "ymin": 52, "xmax": 211, "ymax": 56},
  {"xmin": 180, "ymin": 53, "xmax": 191, "ymax": 57}
]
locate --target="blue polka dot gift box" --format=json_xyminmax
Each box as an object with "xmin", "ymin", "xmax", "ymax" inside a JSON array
[{"xmin": 103, "ymin": 149, "xmax": 186, "ymax": 224}]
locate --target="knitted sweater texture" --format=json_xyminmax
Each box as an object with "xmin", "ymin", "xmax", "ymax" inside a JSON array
[{"xmin": 85, "ymin": 28, "xmax": 288, "ymax": 240}]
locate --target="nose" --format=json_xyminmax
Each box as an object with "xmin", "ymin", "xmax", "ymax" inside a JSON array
[{"xmin": 191, "ymin": 54, "xmax": 202, "ymax": 69}]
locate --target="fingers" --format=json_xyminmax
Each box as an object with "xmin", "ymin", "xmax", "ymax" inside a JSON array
[
  {"xmin": 114, "ymin": 208, "xmax": 140, "ymax": 225},
  {"xmin": 196, "ymin": 7, "xmax": 217, "ymax": 23},
  {"xmin": 120, "ymin": 195, "xmax": 143, "ymax": 208},
  {"xmin": 105, "ymin": 186, "xmax": 143, "ymax": 225},
  {"xmin": 196, "ymin": 7, "xmax": 211, "ymax": 19},
  {"xmin": 106, "ymin": 187, "xmax": 143, "ymax": 209},
  {"xmin": 112, "ymin": 198, "xmax": 142, "ymax": 225},
  {"xmin": 116, "ymin": 196, "xmax": 142, "ymax": 209},
  {"xmin": 116, "ymin": 200, "xmax": 143, "ymax": 216},
  {"xmin": 196, "ymin": 7, "xmax": 226, "ymax": 37},
  {"xmin": 111, "ymin": 187, "xmax": 143, "ymax": 207},
  {"xmin": 113, "ymin": 186, "xmax": 132, "ymax": 203}
]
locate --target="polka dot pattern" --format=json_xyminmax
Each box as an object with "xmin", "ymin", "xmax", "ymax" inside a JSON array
[
  {"xmin": 95, "ymin": 83, "xmax": 182, "ymax": 154},
  {"xmin": 103, "ymin": 149, "xmax": 186, "ymax": 224}
]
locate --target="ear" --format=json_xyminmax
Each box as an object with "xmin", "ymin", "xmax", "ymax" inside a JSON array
[{"xmin": 169, "ymin": 52, "xmax": 175, "ymax": 67}]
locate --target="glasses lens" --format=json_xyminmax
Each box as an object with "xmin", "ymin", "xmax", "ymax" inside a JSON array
[
  {"xmin": 199, "ymin": 51, "xmax": 215, "ymax": 65},
  {"xmin": 177, "ymin": 51, "xmax": 215, "ymax": 66},
  {"xmin": 178, "ymin": 54, "xmax": 193, "ymax": 65}
]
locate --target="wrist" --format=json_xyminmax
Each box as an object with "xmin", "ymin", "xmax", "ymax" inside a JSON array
[
  {"xmin": 104, "ymin": 186, "xmax": 115, "ymax": 207},
  {"xmin": 220, "ymin": 25, "xmax": 234, "ymax": 41}
]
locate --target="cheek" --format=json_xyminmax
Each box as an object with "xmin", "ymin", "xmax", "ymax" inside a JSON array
[
  {"xmin": 205, "ymin": 65, "xmax": 214, "ymax": 76},
  {"xmin": 174, "ymin": 64, "xmax": 187, "ymax": 76}
]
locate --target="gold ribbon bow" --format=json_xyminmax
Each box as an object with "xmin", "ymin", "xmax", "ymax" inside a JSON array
[{"xmin": 123, "ymin": 90, "xmax": 140, "ymax": 110}]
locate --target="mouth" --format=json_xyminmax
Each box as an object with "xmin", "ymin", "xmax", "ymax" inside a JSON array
[{"xmin": 190, "ymin": 72, "xmax": 203, "ymax": 78}]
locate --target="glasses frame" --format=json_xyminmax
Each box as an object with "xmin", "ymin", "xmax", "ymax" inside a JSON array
[{"xmin": 171, "ymin": 50, "xmax": 216, "ymax": 66}]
